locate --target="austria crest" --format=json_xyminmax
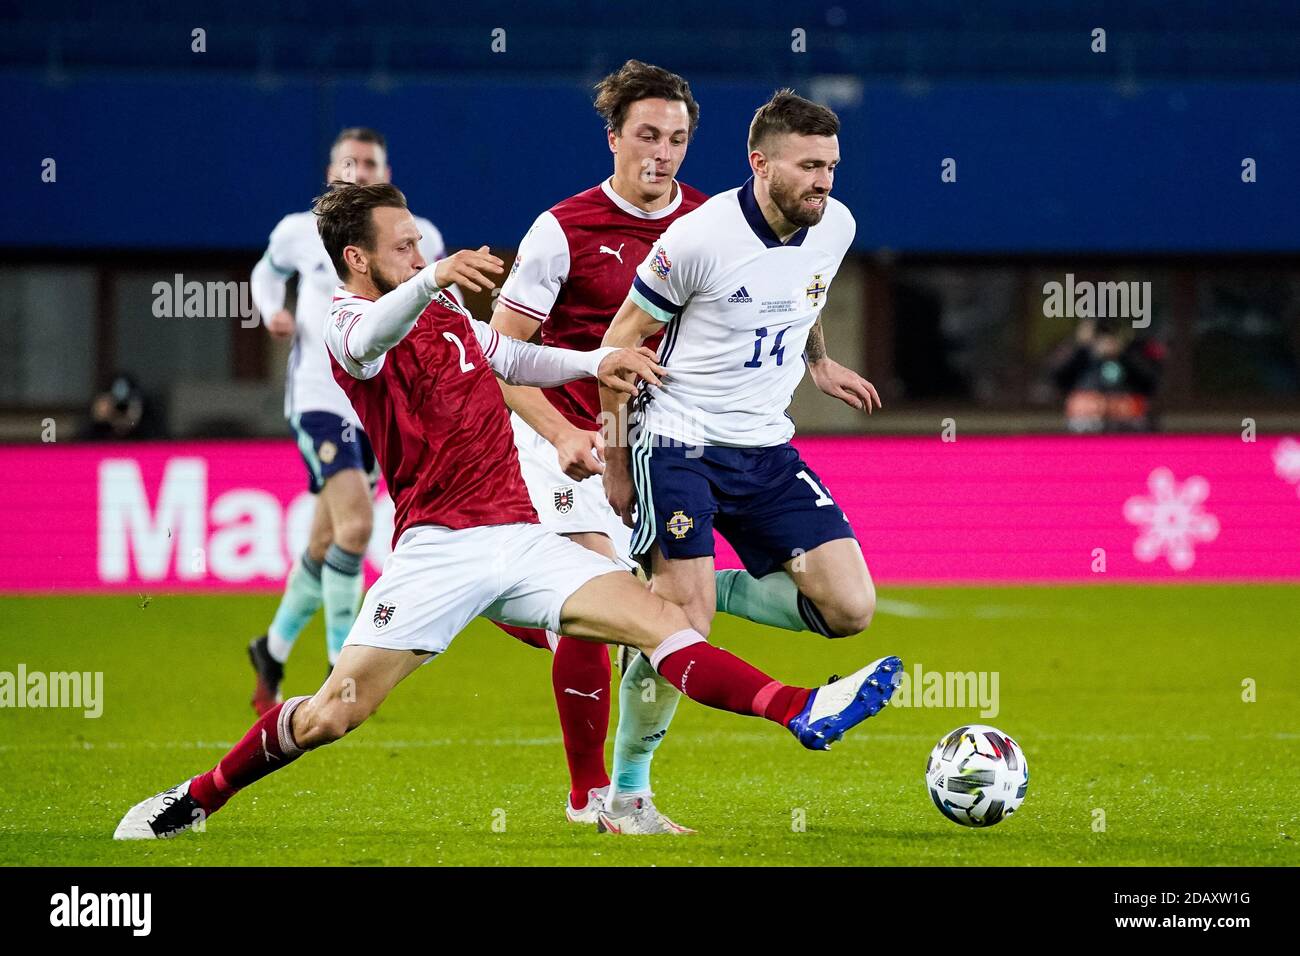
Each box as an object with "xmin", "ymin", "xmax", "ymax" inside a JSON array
[
  {"xmin": 373, "ymin": 603, "xmax": 396, "ymax": 628},
  {"xmin": 553, "ymin": 485, "xmax": 575, "ymax": 515}
]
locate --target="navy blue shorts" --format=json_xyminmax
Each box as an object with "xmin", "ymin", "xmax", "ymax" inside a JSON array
[
  {"xmin": 289, "ymin": 411, "xmax": 379, "ymax": 494},
  {"xmin": 629, "ymin": 433, "xmax": 856, "ymax": 579}
]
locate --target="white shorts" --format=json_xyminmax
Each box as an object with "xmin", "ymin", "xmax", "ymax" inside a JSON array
[
  {"xmin": 345, "ymin": 522, "xmax": 624, "ymax": 657},
  {"xmin": 510, "ymin": 412, "xmax": 634, "ymax": 567}
]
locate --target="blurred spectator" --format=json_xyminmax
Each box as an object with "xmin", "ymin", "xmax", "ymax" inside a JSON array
[
  {"xmin": 81, "ymin": 373, "xmax": 165, "ymax": 440},
  {"xmin": 1049, "ymin": 319, "xmax": 1165, "ymax": 433}
]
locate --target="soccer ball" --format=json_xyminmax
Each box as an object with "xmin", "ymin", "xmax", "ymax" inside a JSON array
[{"xmin": 926, "ymin": 725, "xmax": 1028, "ymax": 828}]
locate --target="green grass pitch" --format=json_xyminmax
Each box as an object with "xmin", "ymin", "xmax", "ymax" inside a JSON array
[{"xmin": 1, "ymin": 584, "xmax": 1296, "ymax": 866}]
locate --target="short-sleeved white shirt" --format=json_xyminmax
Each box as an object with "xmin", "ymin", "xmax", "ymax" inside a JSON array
[{"xmin": 628, "ymin": 178, "xmax": 856, "ymax": 447}]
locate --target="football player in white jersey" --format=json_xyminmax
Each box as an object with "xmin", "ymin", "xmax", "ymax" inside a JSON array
[
  {"xmin": 246, "ymin": 127, "xmax": 448, "ymax": 713},
  {"xmin": 599, "ymin": 89, "xmax": 894, "ymax": 682}
]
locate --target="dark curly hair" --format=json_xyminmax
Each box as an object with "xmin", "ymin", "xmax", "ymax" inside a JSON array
[{"xmin": 594, "ymin": 59, "xmax": 700, "ymax": 139}]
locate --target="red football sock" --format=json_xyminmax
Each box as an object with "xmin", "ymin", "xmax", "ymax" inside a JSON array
[
  {"xmin": 753, "ymin": 681, "xmax": 813, "ymax": 726},
  {"xmin": 552, "ymin": 636, "xmax": 611, "ymax": 807},
  {"xmin": 651, "ymin": 630, "xmax": 810, "ymax": 724},
  {"xmin": 188, "ymin": 696, "xmax": 308, "ymax": 815},
  {"xmin": 493, "ymin": 620, "xmax": 553, "ymax": 651}
]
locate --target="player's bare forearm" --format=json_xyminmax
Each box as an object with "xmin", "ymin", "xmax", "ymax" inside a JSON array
[
  {"xmin": 597, "ymin": 298, "xmax": 661, "ymax": 451},
  {"xmin": 598, "ymin": 386, "xmax": 631, "ymax": 461},
  {"xmin": 805, "ymin": 316, "xmax": 829, "ymax": 363},
  {"xmin": 597, "ymin": 298, "xmax": 660, "ymax": 522},
  {"xmin": 497, "ymin": 380, "xmax": 573, "ymax": 445},
  {"xmin": 601, "ymin": 298, "xmax": 660, "ymax": 351},
  {"xmin": 804, "ymin": 316, "xmax": 883, "ymax": 413}
]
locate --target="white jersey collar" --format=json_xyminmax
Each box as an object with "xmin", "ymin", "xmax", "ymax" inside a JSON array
[{"xmin": 600, "ymin": 177, "xmax": 682, "ymax": 220}]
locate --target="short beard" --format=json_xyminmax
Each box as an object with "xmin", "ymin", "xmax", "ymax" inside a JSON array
[
  {"xmin": 370, "ymin": 264, "xmax": 400, "ymax": 296},
  {"xmin": 770, "ymin": 171, "xmax": 827, "ymax": 228}
]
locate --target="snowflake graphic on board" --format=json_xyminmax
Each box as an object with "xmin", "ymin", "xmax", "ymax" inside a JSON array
[
  {"xmin": 1273, "ymin": 438, "xmax": 1300, "ymax": 493},
  {"xmin": 1122, "ymin": 467, "xmax": 1220, "ymax": 571}
]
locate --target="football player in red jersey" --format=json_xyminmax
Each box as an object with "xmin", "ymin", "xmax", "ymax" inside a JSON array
[
  {"xmin": 490, "ymin": 60, "xmax": 708, "ymax": 832},
  {"xmin": 114, "ymin": 182, "xmax": 903, "ymax": 840}
]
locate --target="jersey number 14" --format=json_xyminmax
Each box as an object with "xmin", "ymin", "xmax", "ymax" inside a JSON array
[{"xmin": 743, "ymin": 327, "xmax": 789, "ymax": 369}]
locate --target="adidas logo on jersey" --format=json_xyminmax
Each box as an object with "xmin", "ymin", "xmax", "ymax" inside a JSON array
[{"xmin": 727, "ymin": 286, "xmax": 753, "ymax": 304}]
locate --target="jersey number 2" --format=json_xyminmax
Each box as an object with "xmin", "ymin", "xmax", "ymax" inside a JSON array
[{"xmin": 443, "ymin": 332, "xmax": 475, "ymax": 372}]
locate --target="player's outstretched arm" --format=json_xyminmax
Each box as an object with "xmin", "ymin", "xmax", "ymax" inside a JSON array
[
  {"xmin": 489, "ymin": 304, "xmax": 605, "ymax": 479},
  {"xmin": 434, "ymin": 245, "xmax": 504, "ymax": 294},
  {"xmin": 337, "ymin": 265, "xmax": 445, "ymax": 366},
  {"xmin": 805, "ymin": 317, "xmax": 882, "ymax": 413},
  {"xmin": 472, "ymin": 319, "xmax": 663, "ymax": 392},
  {"xmin": 335, "ymin": 248, "xmax": 503, "ymax": 371}
]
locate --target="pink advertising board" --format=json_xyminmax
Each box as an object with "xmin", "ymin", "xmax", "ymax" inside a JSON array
[{"xmin": 2, "ymin": 435, "xmax": 1299, "ymax": 593}]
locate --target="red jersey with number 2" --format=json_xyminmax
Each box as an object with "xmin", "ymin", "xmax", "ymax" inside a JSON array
[{"xmin": 328, "ymin": 288, "xmax": 538, "ymax": 542}]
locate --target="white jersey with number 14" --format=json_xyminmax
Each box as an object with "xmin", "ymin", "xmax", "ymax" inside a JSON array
[{"xmin": 629, "ymin": 177, "xmax": 855, "ymax": 448}]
